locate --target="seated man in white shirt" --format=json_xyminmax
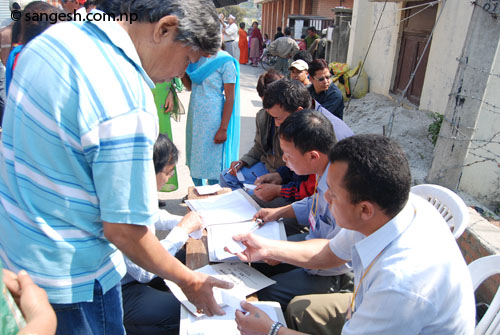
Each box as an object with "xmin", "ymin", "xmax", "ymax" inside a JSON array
[
  {"xmin": 231, "ymin": 134, "xmax": 475, "ymax": 335},
  {"xmin": 121, "ymin": 134, "xmax": 202, "ymax": 335}
]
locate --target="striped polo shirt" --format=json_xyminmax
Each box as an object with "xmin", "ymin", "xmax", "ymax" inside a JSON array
[{"xmin": 0, "ymin": 18, "xmax": 159, "ymax": 303}]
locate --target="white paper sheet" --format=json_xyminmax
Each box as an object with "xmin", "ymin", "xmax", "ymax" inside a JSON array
[
  {"xmin": 181, "ymin": 301, "xmax": 285, "ymax": 335},
  {"xmin": 194, "ymin": 184, "xmax": 222, "ymax": 195},
  {"xmin": 185, "ymin": 189, "xmax": 259, "ymax": 226},
  {"xmin": 164, "ymin": 263, "xmax": 276, "ymax": 317},
  {"xmin": 210, "ymin": 220, "xmax": 283, "ymax": 261},
  {"xmin": 243, "ymin": 183, "xmax": 257, "ymax": 190}
]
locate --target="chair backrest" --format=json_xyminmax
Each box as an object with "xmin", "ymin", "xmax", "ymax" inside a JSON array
[
  {"xmin": 411, "ymin": 184, "xmax": 469, "ymax": 239},
  {"xmin": 468, "ymin": 255, "xmax": 500, "ymax": 335}
]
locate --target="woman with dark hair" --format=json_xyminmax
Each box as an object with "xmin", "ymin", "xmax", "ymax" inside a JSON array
[
  {"xmin": 5, "ymin": 1, "xmax": 62, "ymax": 95},
  {"xmin": 308, "ymin": 58, "xmax": 344, "ymax": 119},
  {"xmin": 184, "ymin": 47, "xmax": 240, "ymax": 186},
  {"xmin": 248, "ymin": 21, "xmax": 263, "ymax": 67},
  {"xmin": 238, "ymin": 22, "xmax": 249, "ymax": 64},
  {"xmin": 121, "ymin": 134, "xmax": 203, "ymax": 335}
]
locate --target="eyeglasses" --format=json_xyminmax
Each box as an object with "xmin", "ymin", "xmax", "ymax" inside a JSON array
[{"xmin": 313, "ymin": 75, "xmax": 331, "ymax": 82}]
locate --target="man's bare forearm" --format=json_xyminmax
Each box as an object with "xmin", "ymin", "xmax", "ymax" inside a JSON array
[{"xmin": 103, "ymin": 222, "xmax": 195, "ymax": 288}]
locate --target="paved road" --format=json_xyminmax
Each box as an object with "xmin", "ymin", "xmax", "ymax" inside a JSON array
[{"xmin": 159, "ymin": 63, "xmax": 266, "ymax": 215}]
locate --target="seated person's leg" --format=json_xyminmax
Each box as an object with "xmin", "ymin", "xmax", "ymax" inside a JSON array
[
  {"xmin": 286, "ymin": 292, "xmax": 352, "ymax": 335},
  {"xmin": 283, "ymin": 217, "xmax": 308, "ymax": 236},
  {"xmin": 257, "ymin": 268, "xmax": 343, "ymax": 312},
  {"xmin": 207, "ymin": 178, "xmax": 219, "ymax": 185},
  {"xmin": 192, "ymin": 177, "xmax": 204, "ymax": 186},
  {"xmin": 250, "ymin": 193, "xmax": 290, "ymax": 208},
  {"xmin": 220, "ymin": 162, "xmax": 269, "ymax": 190},
  {"xmin": 122, "ymin": 282, "xmax": 180, "ymax": 335}
]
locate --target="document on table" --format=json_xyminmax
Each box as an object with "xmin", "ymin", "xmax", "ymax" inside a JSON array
[
  {"xmin": 194, "ymin": 184, "xmax": 222, "ymax": 196},
  {"xmin": 180, "ymin": 301, "xmax": 286, "ymax": 335},
  {"xmin": 185, "ymin": 189, "xmax": 260, "ymax": 226},
  {"xmin": 164, "ymin": 262, "xmax": 276, "ymax": 317},
  {"xmin": 207, "ymin": 220, "xmax": 286, "ymax": 262}
]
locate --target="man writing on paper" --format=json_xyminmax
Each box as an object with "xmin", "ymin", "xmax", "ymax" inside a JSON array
[
  {"xmin": 0, "ymin": 0, "xmax": 231, "ymax": 333},
  {"xmin": 248, "ymin": 110, "xmax": 353, "ymax": 311},
  {"xmin": 232, "ymin": 134, "xmax": 475, "ymax": 335}
]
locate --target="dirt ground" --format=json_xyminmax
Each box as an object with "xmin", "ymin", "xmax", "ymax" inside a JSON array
[
  {"xmin": 344, "ymin": 93, "xmax": 500, "ymax": 222},
  {"xmin": 343, "ymin": 93, "xmax": 435, "ymax": 186}
]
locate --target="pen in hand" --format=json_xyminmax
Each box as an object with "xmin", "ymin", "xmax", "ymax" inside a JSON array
[
  {"xmin": 225, "ymin": 161, "xmax": 242, "ymax": 176},
  {"xmin": 249, "ymin": 218, "xmax": 264, "ymax": 233}
]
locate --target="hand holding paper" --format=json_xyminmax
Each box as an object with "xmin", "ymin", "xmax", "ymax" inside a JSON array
[
  {"xmin": 226, "ymin": 232, "xmax": 270, "ymax": 263},
  {"xmin": 180, "ymin": 272, "xmax": 233, "ymax": 317}
]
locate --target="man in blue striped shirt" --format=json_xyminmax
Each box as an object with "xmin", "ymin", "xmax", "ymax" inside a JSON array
[{"xmin": 0, "ymin": 0, "xmax": 231, "ymax": 333}]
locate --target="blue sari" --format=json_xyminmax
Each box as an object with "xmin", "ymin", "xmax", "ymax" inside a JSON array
[{"xmin": 186, "ymin": 51, "xmax": 240, "ymax": 172}]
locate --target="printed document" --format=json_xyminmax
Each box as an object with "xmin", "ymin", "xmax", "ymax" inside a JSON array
[
  {"xmin": 180, "ymin": 301, "xmax": 285, "ymax": 335},
  {"xmin": 185, "ymin": 189, "xmax": 260, "ymax": 226},
  {"xmin": 164, "ymin": 263, "xmax": 276, "ymax": 317}
]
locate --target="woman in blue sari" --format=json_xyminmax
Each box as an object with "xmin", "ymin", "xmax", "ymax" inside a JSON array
[{"xmin": 183, "ymin": 49, "xmax": 240, "ymax": 186}]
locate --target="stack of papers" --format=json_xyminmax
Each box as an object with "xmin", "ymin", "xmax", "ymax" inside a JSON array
[{"xmin": 185, "ymin": 189, "xmax": 259, "ymax": 226}]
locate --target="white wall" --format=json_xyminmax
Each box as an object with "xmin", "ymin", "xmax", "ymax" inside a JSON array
[
  {"xmin": 419, "ymin": 1, "xmax": 474, "ymax": 114},
  {"xmin": 347, "ymin": 0, "xmax": 473, "ymax": 114},
  {"xmin": 459, "ymin": 39, "xmax": 500, "ymax": 208},
  {"xmin": 347, "ymin": 1, "xmax": 403, "ymax": 95}
]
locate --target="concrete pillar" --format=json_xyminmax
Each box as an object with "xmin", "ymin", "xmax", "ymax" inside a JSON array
[
  {"xmin": 291, "ymin": 0, "xmax": 299, "ymax": 15},
  {"xmin": 284, "ymin": 0, "xmax": 291, "ymax": 29},
  {"xmin": 427, "ymin": 3, "xmax": 500, "ymax": 199},
  {"xmin": 278, "ymin": 0, "xmax": 284, "ymax": 30},
  {"xmin": 346, "ymin": 0, "xmax": 373, "ymax": 66}
]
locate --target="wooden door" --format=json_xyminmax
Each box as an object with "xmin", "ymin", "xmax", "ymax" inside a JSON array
[{"xmin": 393, "ymin": 1, "xmax": 437, "ymax": 105}]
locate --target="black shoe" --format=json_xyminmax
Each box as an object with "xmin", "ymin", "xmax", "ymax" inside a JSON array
[{"xmin": 158, "ymin": 200, "xmax": 167, "ymax": 208}]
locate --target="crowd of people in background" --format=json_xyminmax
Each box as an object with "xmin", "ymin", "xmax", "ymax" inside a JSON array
[{"xmin": 0, "ymin": 1, "xmax": 477, "ymax": 335}]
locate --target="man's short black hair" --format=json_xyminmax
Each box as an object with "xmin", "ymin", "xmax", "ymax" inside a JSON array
[
  {"xmin": 153, "ymin": 134, "xmax": 179, "ymax": 174},
  {"xmin": 284, "ymin": 27, "xmax": 292, "ymax": 36},
  {"xmin": 240, "ymin": 22, "xmax": 245, "ymax": 29},
  {"xmin": 256, "ymin": 70, "xmax": 284, "ymax": 98},
  {"xmin": 307, "ymin": 26, "xmax": 317, "ymax": 33},
  {"xmin": 293, "ymin": 50, "xmax": 313, "ymax": 65},
  {"xmin": 308, "ymin": 58, "xmax": 328, "ymax": 77},
  {"xmin": 277, "ymin": 27, "xmax": 282, "ymax": 32},
  {"xmin": 262, "ymin": 79, "xmax": 312, "ymax": 112},
  {"xmin": 329, "ymin": 134, "xmax": 411, "ymax": 217},
  {"xmin": 278, "ymin": 109, "xmax": 336, "ymax": 155}
]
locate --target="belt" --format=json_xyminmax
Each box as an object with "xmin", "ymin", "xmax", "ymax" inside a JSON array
[{"xmin": 225, "ymin": 40, "xmax": 234, "ymax": 43}]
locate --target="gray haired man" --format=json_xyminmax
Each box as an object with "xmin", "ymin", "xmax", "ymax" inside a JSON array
[{"xmin": 0, "ymin": 0, "xmax": 231, "ymax": 333}]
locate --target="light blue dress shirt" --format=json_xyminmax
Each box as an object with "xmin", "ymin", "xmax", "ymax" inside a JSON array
[
  {"xmin": 292, "ymin": 163, "xmax": 351, "ymax": 276},
  {"xmin": 330, "ymin": 194, "xmax": 475, "ymax": 334}
]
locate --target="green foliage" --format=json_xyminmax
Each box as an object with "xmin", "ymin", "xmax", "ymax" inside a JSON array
[{"xmin": 427, "ymin": 112, "xmax": 444, "ymax": 146}]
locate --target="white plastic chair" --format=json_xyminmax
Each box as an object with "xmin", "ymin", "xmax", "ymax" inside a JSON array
[
  {"xmin": 411, "ymin": 184, "xmax": 469, "ymax": 239},
  {"xmin": 468, "ymin": 255, "xmax": 500, "ymax": 335}
]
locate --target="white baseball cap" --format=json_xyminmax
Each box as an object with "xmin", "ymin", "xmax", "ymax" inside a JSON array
[
  {"xmin": 289, "ymin": 59, "xmax": 309, "ymax": 71},
  {"xmin": 228, "ymin": 14, "xmax": 235, "ymax": 20}
]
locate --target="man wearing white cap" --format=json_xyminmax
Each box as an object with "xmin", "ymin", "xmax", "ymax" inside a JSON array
[
  {"xmin": 289, "ymin": 59, "xmax": 311, "ymax": 86},
  {"xmin": 221, "ymin": 14, "xmax": 238, "ymax": 58}
]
